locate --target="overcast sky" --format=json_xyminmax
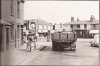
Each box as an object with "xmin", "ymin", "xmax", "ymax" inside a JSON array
[{"xmin": 24, "ymin": 1, "xmax": 99, "ymax": 24}]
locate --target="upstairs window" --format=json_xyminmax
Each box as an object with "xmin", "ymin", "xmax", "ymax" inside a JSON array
[
  {"xmin": 60, "ymin": 23, "xmax": 62, "ymax": 28},
  {"xmin": 84, "ymin": 24, "xmax": 87, "ymax": 28},
  {"xmin": 70, "ymin": 25, "xmax": 73, "ymax": 28},
  {"xmin": 47, "ymin": 26, "xmax": 48, "ymax": 29},
  {"xmin": 11, "ymin": 0, "xmax": 14, "ymax": 16},
  {"xmin": 77, "ymin": 24, "xmax": 80, "ymax": 28},
  {"xmin": 93, "ymin": 24, "xmax": 96, "ymax": 28},
  {"xmin": 53, "ymin": 25, "xmax": 55, "ymax": 30},
  {"xmin": 17, "ymin": 1, "xmax": 20, "ymax": 18}
]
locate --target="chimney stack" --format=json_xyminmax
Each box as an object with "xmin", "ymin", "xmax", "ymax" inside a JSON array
[
  {"xmin": 77, "ymin": 17, "xmax": 79, "ymax": 21},
  {"xmin": 71, "ymin": 16, "xmax": 74, "ymax": 22},
  {"xmin": 90, "ymin": 15, "xmax": 95, "ymax": 22}
]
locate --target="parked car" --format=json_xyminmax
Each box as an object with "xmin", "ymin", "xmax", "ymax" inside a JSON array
[{"xmin": 90, "ymin": 34, "xmax": 99, "ymax": 47}]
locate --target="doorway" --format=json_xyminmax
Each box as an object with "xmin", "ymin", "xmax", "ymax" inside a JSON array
[
  {"xmin": 0, "ymin": 26, "xmax": 2, "ymax": 52},
  {"xmin": 6, "ymin": 28, "xmax": 9, "ymax": 50}
]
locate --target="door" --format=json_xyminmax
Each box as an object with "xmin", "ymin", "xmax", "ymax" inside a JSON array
[
  {"xmin": 0, "ymin": 26, "xmax": 2, "ymax": 52},
  {"xmin": 21, "ymin": 29, "xmax": 23, "ymax": 45},
  {"xmin": 6, "ymin": 28, "xmax": 9, "ymax": 50}
]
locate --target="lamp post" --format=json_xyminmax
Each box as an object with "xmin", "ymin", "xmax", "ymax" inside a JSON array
[{"xmin": 31, "ymin": 21, "xmax": 36, "ymax": 49}]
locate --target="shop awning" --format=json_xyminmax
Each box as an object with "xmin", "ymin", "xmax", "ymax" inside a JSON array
[
  {"xmin": 38, "ymin": 30, "xmax": 48, "ymax": 33},
  {"xmin": 38, "ymin": 30, "xmax": 43, "ymax": 33},
  {"xmin": 89, "ymin": 30, "xmax": 99, "ymax": 34},
  {"xmin": 42, "ymin": 30, "xmax": 48, "ymax": 33}
]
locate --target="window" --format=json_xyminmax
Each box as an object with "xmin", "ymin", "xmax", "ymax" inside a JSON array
[
  {"xmin": 60, "ymin": 23, "xmax": 62, "ymax": 28},
  {"xmin": 42, "ymin": 25, "xmax": 44, "ymax": 29},
  {"xmin": 70, "ymin": 25, "xmax": 73, "ymax": 28},
  {"xmin": 17, "ymin": 1, "xmax": 20, "ymax": 18},
  {"xmin": 17, "ymin": 26, "xmax": 20, "ymax": 38},
  {"xmin": 11, "ymin": 0, "xmax": 14, "ymax": 16},
  {"xmin": 53, "ymin": 25, "xmax": 55, "ymax": 30},
  {"xmin": 77, "ymin": 24, "xmax": 80, "ymax": 28},
  {"xmin": 47, "ymin": 26, "xmax": 48, "ymax": 29},
  {"xmin": 11, "ymin": 25, "xmax": 14, "ymax": 39},
  {"xmin": 84, "ymin": 24, "xmax": 87, "ymax": 28},
  {"xmin": 93, "ymin": 24, "xmax": 96, "ymax": 28}
]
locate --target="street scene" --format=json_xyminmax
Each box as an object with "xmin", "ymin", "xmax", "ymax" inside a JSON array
[{"xmin": 0, "ymin": 0, "xmax": 99, "ymax": 65}]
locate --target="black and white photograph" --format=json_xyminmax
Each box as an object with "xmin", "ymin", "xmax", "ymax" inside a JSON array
[{"xmin": 0, "ymin": 0, "xmax": 99, "ymax": 65}]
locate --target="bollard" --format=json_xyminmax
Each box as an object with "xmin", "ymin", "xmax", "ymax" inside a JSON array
[{"xmin": 47, "ymin": 30, "xmax": 50, "ymax": 42}]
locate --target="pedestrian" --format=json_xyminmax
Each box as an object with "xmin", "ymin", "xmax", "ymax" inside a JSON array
[
  {"xmin": 23, "ymin": 33, "xmax": 27, "ymax": 44},
  {"xmin": 32, "ymin": 34, "xmax": 36, "ymax": 49},
  {"xmin": 27, "ymin": 33, "xmax": 33, "ymax": 52}
]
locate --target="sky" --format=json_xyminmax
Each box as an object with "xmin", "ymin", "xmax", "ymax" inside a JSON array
[{"xmin": 24, "ymin": 1, "xmax": 99, "ymax": 24}]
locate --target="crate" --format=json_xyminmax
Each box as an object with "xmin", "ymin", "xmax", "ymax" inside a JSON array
[
  {"xmin": 67, "ymin": 33, "xmax": 75, "ymax": 40},
  {"xmin": 52, "ymin": 32, "xmax": 77, "ymax": 41},
  {"xmin": 53, "ymin": 32, "xmax": 60, "ymax": 41},
  {"xmin": 60, "ymin": 32, "xmax": 67, "ymax": 41}
]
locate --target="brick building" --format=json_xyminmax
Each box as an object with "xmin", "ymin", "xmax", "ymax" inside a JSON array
[{"xmin": 0, "ymin": 0, "xmax": 25, "ymax": 52}]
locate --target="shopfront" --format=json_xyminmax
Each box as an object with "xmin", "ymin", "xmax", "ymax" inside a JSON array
[{"xmin": 75, "ymin": 29, "xmax": 90, "ymax": 38}]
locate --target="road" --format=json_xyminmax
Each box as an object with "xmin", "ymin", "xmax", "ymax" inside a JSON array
[{"xmin": 21, "ymin": 38, "xmax": 99, "ymax": 65}]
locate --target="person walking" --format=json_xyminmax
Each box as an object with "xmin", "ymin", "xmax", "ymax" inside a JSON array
[{"xmin": 27, "ymin": 33, "xmax": 33, "ymax": 52}]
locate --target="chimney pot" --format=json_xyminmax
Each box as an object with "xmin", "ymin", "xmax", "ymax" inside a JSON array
[{"xmin": 71, "ymin": 16, "xmax": 74, "ymax": 22}]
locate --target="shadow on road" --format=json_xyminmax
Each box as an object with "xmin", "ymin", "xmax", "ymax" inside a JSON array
[{"xmin": 39, "ymin": 46, "xmax": 76, "ymax": 52}]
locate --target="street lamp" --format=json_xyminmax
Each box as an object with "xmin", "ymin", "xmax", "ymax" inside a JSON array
[
  {"xmin": 30, "ymin": 22, "xmax": 36, "ymax": 35},
  {"xmin": 30, "ymin": 21, "xmax": 36, "ymax": 50}
]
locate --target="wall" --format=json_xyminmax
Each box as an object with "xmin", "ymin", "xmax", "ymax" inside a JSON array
[
  {"xmin": 0, "ymin": 0, "xmax": 1, "ymax": 20},
  {"xmin": 63, "ymin": 24, "xmax": 70, "ymax": 30},
  {"xmin": 1, "ymin": 0, "xmax": 24, "ymax": 49}
]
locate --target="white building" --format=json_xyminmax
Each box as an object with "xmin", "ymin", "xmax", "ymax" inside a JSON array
[
  {"xmin": 24, "ymin": 19, "xmax": 53, "ymax": 37},
  {"xmin": 53, "ymin": 23, "xmax": 64, "ymax": 31},
  {"xmin": 63, "ymin": 16, "xmax": 99, "ymax": 38}
]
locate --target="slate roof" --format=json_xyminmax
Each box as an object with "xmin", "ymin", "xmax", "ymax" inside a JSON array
[
  {"xmin": 24, "ymin": 19, "xmax": 53, "ymax": 26},
  {"xmin": 63, "ymin": 20, "xmax": 99, "ymax": 25}
]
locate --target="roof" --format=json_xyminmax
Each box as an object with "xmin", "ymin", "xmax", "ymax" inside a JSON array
[
  {"xmin": 24, "ymin": 19, "xmax": 53, "ymax": 26},
  {"xmin": 0, "ymin": 20, "xmax": 12, "ymax": 25},
  {"xmin": 63, "ymin": 20, "xmax": 99, "ymax": 25}
]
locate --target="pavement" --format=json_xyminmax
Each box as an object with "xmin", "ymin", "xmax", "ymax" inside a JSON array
[{"xmin": 1, "ymin": 37, "xmax": 50, "ymax": 65}]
